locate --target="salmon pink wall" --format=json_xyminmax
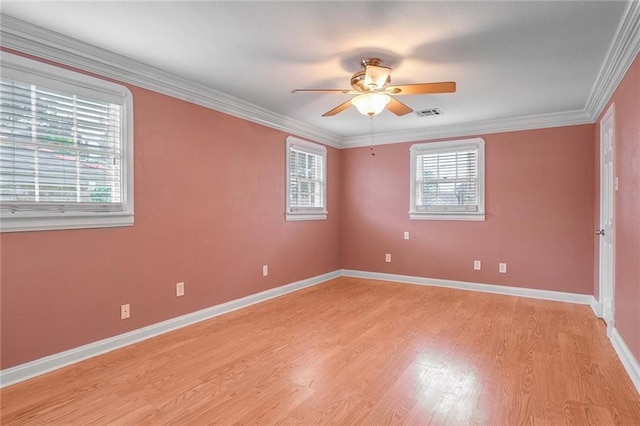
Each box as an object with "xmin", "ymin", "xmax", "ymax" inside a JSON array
[
  {"xmin": 595, "ymin": 52, "xmax": 640, "ymax": 362},
  {"xmin": 0, "ymin": 55, "xmax": 341, "ymax": 369},
  {"xmin": 341, "ymin": 126, "xmax": 595, "ymax": 294},
  {"xmin": 1, "ymin": 49, "xmax": 620, "ymax": 374}
]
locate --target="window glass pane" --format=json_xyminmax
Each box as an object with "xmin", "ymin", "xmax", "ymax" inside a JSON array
[
  {"xmin": 289, "ymin": 148, "xmax": 324, "ymax": 209},
  {"xmin": 411, "ymin": 139, "xmax": 484, "ymax": 219},
  {"xmin": 286, "ymin": 138, "xmax": 326, "ymax": 217},
  {"xmin": 416, "ymin": 148, "xmax": 478, "ymax": 209},
  {"xmin": 0, "ymin": 143, "xmax": 36, "ymax": 202},
  {"xmin": 0, "ymin": 77, "xmax": 123, "ymax": 211}
]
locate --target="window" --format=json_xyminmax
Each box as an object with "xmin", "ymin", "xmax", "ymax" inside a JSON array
[
  {"xmin": 0, "ymin": 52, "xmax": 133, "ymax": 232},
  {"xmin": 285, "ymin": 136, "xmax": 327, "ymax": 221},
  {"xmin": 410, "ymin": 138, "xmax": 485, "ymax": 221}
]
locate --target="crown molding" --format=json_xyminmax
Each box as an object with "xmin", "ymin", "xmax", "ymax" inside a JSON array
[
  {"xmin": 0, "ymin": 14, "xmax": 343, "ymax": 148},
  {"xmin": 2, "ymin": 4, "xmax": 638, "ymax": 150},
  {"xmin": 345, "ymin": 0, "xmax": 640, "ymax": 148},
  {"xmin": 342, "ymin": 109, "xmax": 592, "ymax": 148},
  {"xmin": 0, "ymin": 270, "xmax": 341, "ymax": 387},
  {"xmin": 585, "ymin": 0, "xmax": 640, "ymax": 122}
]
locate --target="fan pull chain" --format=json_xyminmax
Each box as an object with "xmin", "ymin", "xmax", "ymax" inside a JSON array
[{"xmin": 370, "ymin": 116, "xmax": 376, "ymax": 156}]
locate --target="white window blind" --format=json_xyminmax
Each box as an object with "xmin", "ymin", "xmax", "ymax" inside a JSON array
[
  {"xmin": 410, "ymin": 138, "xmax": 485, "ymax": 221},
  {"xmin": 0, "ymin": 52, "xmax": 134, "ymax": 232},
  {"xmin": 285, "ymin": 136, "xmax": 327, "ymax": 221}
]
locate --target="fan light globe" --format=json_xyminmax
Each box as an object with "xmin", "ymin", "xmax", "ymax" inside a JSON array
[{"xmin": 351, "ymin": 93, "xmax": 391, "ymax": 117}]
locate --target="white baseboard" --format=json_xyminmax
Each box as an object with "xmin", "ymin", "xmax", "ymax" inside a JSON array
[
  {"xmin": 0, "ymin": 270, "xmax": 341, "ymax": 388},
  {"xmin": 4, "ymin": 268, "xmax": 629, "ymax": 392},
  {"xmin": 341, "ymin": 269, "xmax": 596, "ymax": 305},
  {"xmin": 342, "ymin": 269, "xmax": 640, "ymax": 395},
  {"xmin": 591, "ymin": 300, "xmax": 604, "ymax": 318},
  {"xmin": 610, "ymin": 328, "xmax": 640, "ymax": 394}
]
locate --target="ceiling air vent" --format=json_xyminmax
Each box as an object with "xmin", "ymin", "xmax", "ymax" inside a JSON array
[{"xmin": 416, "ymin": 108, "xmax": 443, "ymax": 117}]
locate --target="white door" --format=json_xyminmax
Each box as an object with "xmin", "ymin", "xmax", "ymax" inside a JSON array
[{"xmin": 599, "ymin": 104, "xmax": 615, "ymax": 336}]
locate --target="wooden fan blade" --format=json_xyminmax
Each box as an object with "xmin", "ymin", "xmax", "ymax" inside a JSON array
[
  {"xmin": 292, "ymin": 89, "xmax": 351, "ymax": 94},
  {"xmin": 387, "ymin": 97, "xmax": 413, "ymax": 116},
  {"xmin": 322, "ymin": 100, "xmax": 353, "ymax": 117},
  {"xmin": 388, "ymin": 81, "xmax": 456, "ymax": 95}
]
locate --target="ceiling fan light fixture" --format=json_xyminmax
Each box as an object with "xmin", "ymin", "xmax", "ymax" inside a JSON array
[
  {"xmin": 351, "ymin": 93, "xmax": 391, "ymax": 116},
  {"xmin": 292, "ymin": 57, "xmax": 456, "ymax": 117}
]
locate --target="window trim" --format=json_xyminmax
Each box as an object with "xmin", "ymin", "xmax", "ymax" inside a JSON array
[
  {"xmin": 0, "ymin": 51, "xmax": 134, "ymax": 233},
  {"xmin": 409, "ymin": 138, "xmax": 485, "ymax": 222},
  {"xmin": 285, "ymin": 136, "xmax": 327, "ymax": 221}
]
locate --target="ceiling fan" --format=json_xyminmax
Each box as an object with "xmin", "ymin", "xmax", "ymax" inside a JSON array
[{"xmin": 292, "ymin": 58, "xmax": 456, "ymax": 117}]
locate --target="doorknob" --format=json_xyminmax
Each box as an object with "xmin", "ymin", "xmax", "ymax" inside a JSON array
[{"xmin": 596, "ymin": 229, "xmax": 605, "ymax": 236}]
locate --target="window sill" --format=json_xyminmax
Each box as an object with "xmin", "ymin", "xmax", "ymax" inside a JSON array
[
  {"xmin": 0, "ymin": 212, "xmax": 134, "ymax": 233},
  {"xmin": 410, "ymin": 213, "xmax": 485, "ymax": 222},
  {"xmin": 285, "ymin": 212, "xmax": 328, "ymax": 222}
]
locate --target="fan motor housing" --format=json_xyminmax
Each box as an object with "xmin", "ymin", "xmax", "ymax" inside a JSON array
[
  {"xmin": 350, "ymin": 71, "xmax": 368, "ymax": 92},
  {"xmin": 350, "ymin": 58, "xmax": 391, "ymax": 92}
]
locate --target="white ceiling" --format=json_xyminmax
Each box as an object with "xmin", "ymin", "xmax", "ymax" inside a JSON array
[{"xmin": 0, "ymin": 1, "xmax": 631, "ymax": 144}]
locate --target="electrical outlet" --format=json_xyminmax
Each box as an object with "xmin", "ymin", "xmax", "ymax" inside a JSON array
[
  {"xmin": 474, "ymin": 260, "xmax": 481, "ymax": 270},
  {"xmin": 385, "ymin": 253, "xmax": 391, "ymax": 263},
  {"xmin": 404, "ymin": 231, "xmax": 409, "ymax": 240},
  {"xmin": 176, "ymin": 282, "xmax": 184, "ymax": 297},
  {"xmin": 263, "ymin": 265, "xmax": 268, "ymax": 276},
  {"xmin": 120, "ymin": 304, "xmax": 130, "ymax": 319},
  {"xmin": 499, "ymin": 263, "xmax": 507, "ymax": 273}
]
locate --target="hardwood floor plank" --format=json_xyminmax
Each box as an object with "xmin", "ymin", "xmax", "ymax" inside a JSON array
[{"xmin": 2, "ymin": 277, "xmax": 639, "ymax": 425}]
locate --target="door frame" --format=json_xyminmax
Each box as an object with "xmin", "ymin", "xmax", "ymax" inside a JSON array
[{"xmin": 598, "ymin": 103, "xmax": 615, "ymax": 335}]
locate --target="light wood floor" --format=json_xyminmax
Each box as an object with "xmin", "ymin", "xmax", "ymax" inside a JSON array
[{"xmin": 2, "ymin": 277, "xmax": 640, "ymax": 425}]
